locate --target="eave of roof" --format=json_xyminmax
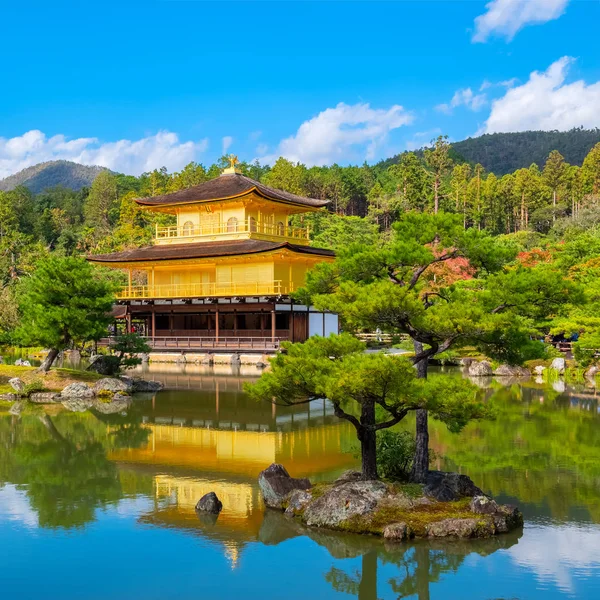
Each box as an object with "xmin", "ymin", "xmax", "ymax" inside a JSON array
[
  {"xmin": 87, "ymin": 239, "xmax": 335, "ymax": 264},
  {"xmin": 134, "ymin": 173, "xmax": 329, "ymax": 209}
]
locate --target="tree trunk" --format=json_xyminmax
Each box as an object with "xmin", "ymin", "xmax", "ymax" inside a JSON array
[
  {"xmin": 37, "ymin": 348, "xmax": 60, "ymax": 373},
  {"xmin": 411, "ymin": 340, "xmax": 429, "ymax": 483},
  {"xmin": 359, "ymin": 401, "xmax": 378, "ymax": 480}
]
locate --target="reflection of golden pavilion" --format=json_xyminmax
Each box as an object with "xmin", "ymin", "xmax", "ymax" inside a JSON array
[{"xmin": 112, "ymin": 420, "xmax": 356, "ymax": 562}]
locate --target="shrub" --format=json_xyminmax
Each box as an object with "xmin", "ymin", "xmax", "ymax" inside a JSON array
[
  {"xmin": 23, "ymin": 380, "xmax": 46, "ymax": 396},
  {"xmin": 376, "ymin": 430, "xmax": 416, "ymax": 481}
]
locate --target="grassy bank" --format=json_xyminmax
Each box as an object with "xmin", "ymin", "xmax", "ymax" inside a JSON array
[{"xmin": 0, "ymin": 364, "xmax": 103, "ymax": 395}]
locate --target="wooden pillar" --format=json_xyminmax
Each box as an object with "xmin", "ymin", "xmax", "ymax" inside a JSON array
[
  {"xmin": 126, "ymin": 312, "xmax": 132, "ymax": 334},
  {"xmin": 271, "ymin": 307, "xmax": 276, "ymax": 343},
  {"xmin": 151, "ymin": 308, "xmax": 156, "ymax": 339},
  {"xmin": 234, "ymin": 309, "xmax": 238, "ymax": 336},
  {"xmin": 291, "ymin": 302, "xmax": 295, "ymax": 342},
  {"xmin": 215, "ymin": 307, "xmax": 220, "ymax": 342},
  {"xmin": 169, "ymin": 311, "xmax": 174, "ymax": 335},
  {"xmin": 128, "ymin": 269, "xmax": 132, "ymax": 295}
]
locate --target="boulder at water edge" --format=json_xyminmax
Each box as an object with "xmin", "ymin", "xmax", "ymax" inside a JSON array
[
  {"xmin": 303, "ymin": 480, "xmax": 388, "ymax": 528},
  {"xmin": 29, "ymin": 392, "xmax": 61, "ymax": 404},
  {"xmin": 94, "ymin": 377, "xmax": 131, "ymax": 394},
  {"xmin": 195, "ymin": 492, "xmax": 223, "ymax": 514},
  {"xmin": 551, "ymin": 357, "xmax": 566, "ymax": 373},
  {"xmin": 258, "ymin": 463, "xmax": 312, "ymax": 509},
  {"xmin": 130, "ymin": 378, "xmax": 163, "ymax": 393},
  {"xmin": 284, "ymin": 490, "xmax": 313, "ymax": 517},
  {"xmin": 493, "ymin": 364, "xmax": 530, "ymax": 377},
  {"xmin": 14, "ymin": 358, "xmax": 31, "ymax": 367},
  {"xmin": 8, "ymin": 378, "xmax": 25, "ymax": 393},
  {"xmin": 468, "ymin": 361, "xmax": 493, "ymax": 377},
  {"xmin": 61, "ymin": 382, "xmax": 95, "ymax": 399},
  {"xmin": 423, "ymin": 471, "xmax": 484, "ymax": 502}
]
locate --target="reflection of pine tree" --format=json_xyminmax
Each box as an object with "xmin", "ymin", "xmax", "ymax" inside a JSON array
[{"xmin": 325, "ymin": 546, "xmax": 465, "ymax": 600}]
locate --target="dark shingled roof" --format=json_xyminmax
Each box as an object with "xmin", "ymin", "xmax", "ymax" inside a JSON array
[
  {"xmin": 88, "ymin": 239, "xmax": 335, "ymax": 264},
  {"xmin": 134, "ymin": 173, "xmax": 329, "ymax": 208}
]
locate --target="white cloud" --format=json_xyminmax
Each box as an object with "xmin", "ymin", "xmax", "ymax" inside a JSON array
[
  {"xmin": 509, "ymin": 524, "xmax": 600, "ymax": 594},
  {"xmin": 260, "ymin": 102, "xmax": 413, "ymax": 166},
  {"xmin": 482, "ymin": 56, "xmax": 600, "ymax": 134},
  {"xmin": 479, "ymin": 77, "xmax": 518, "ymax": 92},
  {"xmin": 436, "ymin": 88, "xmax": 488, "ymax": 114},
  {"xmin": 0, "ymin": 130, "xmax": 209, "ymax": 179},
  {"xmin": 255, "ymin": 143, "xmax": 269, "ymax": 156},
  {"xmin": 473, "ymin": 0, "xmax": 570, "ymax": 42},
  {"xmin": 221, "ymin": 136, "xmax": 233, "ymax": 154}
]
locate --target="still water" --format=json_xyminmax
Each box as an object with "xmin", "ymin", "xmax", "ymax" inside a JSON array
[{"xmin": 1, "ymin": 363, "xmax": 599, "ymax": 599}]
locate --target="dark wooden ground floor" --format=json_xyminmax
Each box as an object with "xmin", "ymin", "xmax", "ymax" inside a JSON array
[{"xmin": 112, "ymin": 300, "xmax": 332, "ymax": 348}]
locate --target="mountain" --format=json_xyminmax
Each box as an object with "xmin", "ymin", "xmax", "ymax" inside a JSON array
[
  {"xmin": 0, "ymin": 160, "xmax": 108, "ymax": 194},
  {"xmin": 377, "ymin": 129, "xmax": 600, "ymax": 176},
  {"xmin": 451, "ymin": 129, "xmax": 600, "ymax": 175}
]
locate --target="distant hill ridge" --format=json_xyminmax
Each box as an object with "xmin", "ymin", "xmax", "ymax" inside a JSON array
[
  {"xmin": 378, "ymin": 129, "xmax": 600, "ymax": 176},
  {"xmin": 0, "ymin": 160, "xmax": 108, "ymax": 194}
]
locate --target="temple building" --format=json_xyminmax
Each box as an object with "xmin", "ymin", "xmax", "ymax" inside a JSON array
[{"xmin": 88, "ymin": 157, "xmax": 337, "ymax": 351}]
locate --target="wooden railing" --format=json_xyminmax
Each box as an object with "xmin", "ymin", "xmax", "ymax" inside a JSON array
[
  {"xmin": 155, "ymin": 219, "xmax": 309, "ymax": 241},
  {"xmin": 101, "ymin": 336, "xmax": 286, "ymax": 351},
  {"xmin": 116, "ymin": 280, "xmax": 292, "ymax": 300}
]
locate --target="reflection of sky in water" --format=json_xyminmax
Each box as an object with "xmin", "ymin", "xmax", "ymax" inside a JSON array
[{"xmin": 508, "ymin": 524, "xmax": 600, "ymax": 595}]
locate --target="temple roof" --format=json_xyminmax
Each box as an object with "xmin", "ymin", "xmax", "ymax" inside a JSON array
[
  {"xmin": 134, "ymin": 173, "xmax": 329, "ymax": 209},
  {"xmin": 88, "ymin": 239, "xmax": 335, "ymax": 264}
]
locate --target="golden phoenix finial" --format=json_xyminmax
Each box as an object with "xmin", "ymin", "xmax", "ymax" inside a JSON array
[{"xmin": 227, "ymin": 154, "xmax": 239, "ymax": 169}]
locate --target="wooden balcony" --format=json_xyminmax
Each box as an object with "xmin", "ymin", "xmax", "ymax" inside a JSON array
[
  {"xmin": 155, "ymin": 219, "xmax": 309, "ymax": 245},
  {"xmin": 116, "ymin": 280, "xmax": 293, "ymax": 300}
]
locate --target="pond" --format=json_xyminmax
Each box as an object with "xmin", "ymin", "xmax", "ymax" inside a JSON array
[{"xmin": 1, "ymin": 363, "xmax": 599, "ymax": 599}]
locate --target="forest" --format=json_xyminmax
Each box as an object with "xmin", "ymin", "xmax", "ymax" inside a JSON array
[{"xmin": 1, "ymin": 135, "xmax": 600, "ymax": 347}]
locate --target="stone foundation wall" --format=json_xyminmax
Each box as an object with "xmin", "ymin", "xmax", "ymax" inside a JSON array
[{"xmin": 144, "ymin": 352, "xmax": 269, "ymax": 366}]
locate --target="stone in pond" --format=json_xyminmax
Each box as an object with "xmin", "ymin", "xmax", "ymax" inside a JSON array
[
  {"xmin": 468, "ymin": 361, "xmax": 493, "ymax": 377},
  {"xmin": 427, "ymin": 517, "xmax": 495, "ymax": 538},
  {"xmin": 302, "ymin": 480, "xmax": 387, "ymax": 528},
  {"xmin": 195, "ymin": 492, "xmax": 223, "ymax": 514},
  {"xmin": 424, "ymin": 471, "xmax": 484, "ymax": 502},
  {"xmin": 284, "ymin": 490, "xmax": 313, "ymax": 517},
  {"xmin": 61, "ymin": 382, "xmax": 94, "ymax": 399},
  {"xmin": 258, "ymin": 463, "xmax": 312, "ymax": 509},
  {"xmin": 551, "ymin": 357, "xmax": 566, "ymax": 373},
  {"xmin": 131, "ymin": 378, "xmax": 163, "ymax": 393},
  {"xmin": 94, "ymin": 377, "xmax": 130, "ymax": 394},
  {"xmin": 8, "ymin": 378, "xmax": 25, "ymax": 393},
  {"xmin": 29, "ymin": 392, "xmax": 62, "ymax": 404},
  {"xmin": 383, "ymin": 522, "xmax": 411, "ymax": 541}
]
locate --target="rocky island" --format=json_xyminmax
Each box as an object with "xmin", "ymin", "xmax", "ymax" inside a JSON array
[{"xmin": 257, "ymin": 464, "xmax": 523, "ymax": 541}]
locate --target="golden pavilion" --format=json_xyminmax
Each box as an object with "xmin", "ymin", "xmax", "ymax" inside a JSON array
[{"xmin": 88, "ymin": 157, "xmax": 337, "ymax": 351}]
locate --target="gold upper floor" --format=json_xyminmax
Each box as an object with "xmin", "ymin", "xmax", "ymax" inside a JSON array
[{"xmin": 154, "ymin": 192, "xmax": 310, "ymax": 246}]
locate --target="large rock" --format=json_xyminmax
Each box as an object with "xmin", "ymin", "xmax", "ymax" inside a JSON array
[
  {"xmin": 585, "ymin": 366, "xmax": 598, "ymax": 384},
  {"xmin": 427, "ymin": 517, "xmax": 494, "ymax": 538},
  {"xmin": 14, "ymin": 358, "xmax": 31, "ymax": 367},
  {"xmin": 258, "ymin": 463, "xmax": 312, "ymax": 509},
  {"xmin": 130, "ymin": 378, "xmax": 163, "ymax": 393},
  {"xmin": 492, "ymin": 504, "xmax": 523, "ymax": 533},
  {"xmin": 383, "ymin": 522, "xmax": 411, "ymax": 541},
  {"xmin": 551, "ymin": 357, "xmax": 566, "ymax": 373},
  {"xmin": 284, "ymin": 490, "xmax": 313, "ymax": 517},
  {"xmin": 470, "ymin": 495, "xmax": 499, "ymax": 515},
  {"xmin": 468, "ymin": 361, "xmax": 493, "ymax": 377},
  {"xmin": 534, "ymin": 365, "xmax": 546, "ymax": 375},
  {"xmin": 195, "ymin": 492, "xmax": 223, "ymax": 514},
  {"xmin": 424, "ymin": 471, "xmax": 484, "ymax": 502},
  {"xmin": 61, "ymin": 382, "xmax": 95, "ymax": 399},
  {"xmin": 0, "ymin": 393, "xmax": 19, "ymax": 402},
  {"xmin": 303, "ymin": 480, "xmax": 388, "ymax": 528},
  {"xmin": 29, "ymin": 392, "xmax": 62, "ymax": 404},
  {"xmin": 94, "ymin": 378, "xmax": 130, "ymax": 394},
  {"xmin": 493, "ymin": 364, "xmax": 530, "ymax": 377},
  {"xmin": 8, "ymin": 378, "xmax": 25, "ymax": 393}
]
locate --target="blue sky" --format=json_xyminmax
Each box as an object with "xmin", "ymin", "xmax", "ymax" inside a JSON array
[{"xmin": 1, "ymin": 0, "xmax": 599, "ymax": 177}]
